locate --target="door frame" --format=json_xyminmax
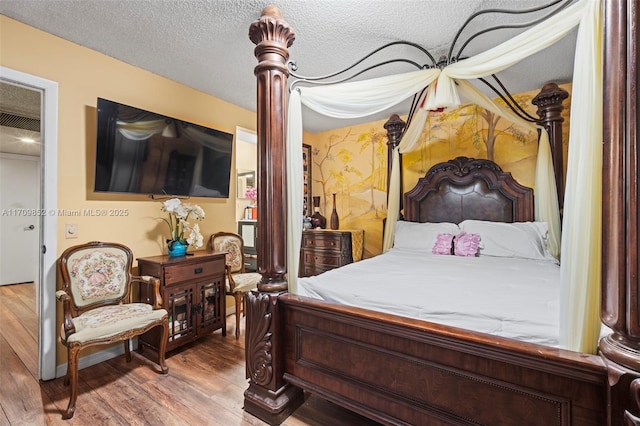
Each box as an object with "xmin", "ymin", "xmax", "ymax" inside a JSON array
[{"xmin": 0, "ymin": 66, "xmax": 58, "ymax": 381}]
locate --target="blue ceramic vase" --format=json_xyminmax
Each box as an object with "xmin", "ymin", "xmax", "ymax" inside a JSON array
[{"xmin": 168, "ymin": 241, "xmax": 187, "ymax": 257}]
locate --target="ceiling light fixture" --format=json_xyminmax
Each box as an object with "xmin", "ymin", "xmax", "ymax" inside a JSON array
[{"xmin": 20, "ymin": 137, "xmax": 36, "ymax": 143}]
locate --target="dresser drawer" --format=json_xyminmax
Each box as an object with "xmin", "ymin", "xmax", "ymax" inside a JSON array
[
  {"xmin": 303, "ymin": 251, "xmax": 341, "ymax": 268},
  {"xmin": 303, "ymin": 265, "xmax": 333, "ymax": 277},
  {"xmin": 164, "ymin": 257, "xmax": 225, "ymax": 286},
  {"xmin": 302, "ymin": 234, "xmax": 343, "ymax": 251},
  {"xmin": 299, "ymin": 230, "xmax": 359, "ymax": 278}
]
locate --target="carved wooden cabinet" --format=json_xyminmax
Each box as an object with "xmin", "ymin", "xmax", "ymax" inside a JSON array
[
  {"xmin": 137, "ymin": 251, "xmax": 226, "ymax": 352},
  {"xmin": 300, "ymin": 230, "xmax": 357, "ymax": 277}
]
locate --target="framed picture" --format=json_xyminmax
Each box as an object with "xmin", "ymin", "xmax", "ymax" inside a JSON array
[{"xmin": 303, "ymin": 144, "xmax": 312, "ymax": 217}]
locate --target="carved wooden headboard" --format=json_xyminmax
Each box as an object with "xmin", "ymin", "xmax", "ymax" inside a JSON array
[{"xmin": 403, "ymin": 157, "xmax": 534, "ymax": 224}]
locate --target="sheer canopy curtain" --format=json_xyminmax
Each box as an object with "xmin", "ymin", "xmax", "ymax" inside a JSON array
[
  {"xmin": 286, "ymin": 0, "xmax": 602, "ymax": 353},
  {"xmin": 558, "ymin": 0, "xmax": 602, "ymax": 353}
]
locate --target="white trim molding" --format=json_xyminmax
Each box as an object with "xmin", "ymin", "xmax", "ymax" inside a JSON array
[{"xmin": 0, "ymin": 66, "xmax": 58, "ymax": 381}]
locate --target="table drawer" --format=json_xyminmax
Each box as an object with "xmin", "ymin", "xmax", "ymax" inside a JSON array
[
  {"xmin": 303, "ymin": 251, "xmax": 340, "ymax": 268},
  {"xmin": 302, "ymin": 234, "xmax": 343, "ymax": 251},
  {"xmin": 164, "ymin": 257, "xmax": 225, "ymax": 286}
]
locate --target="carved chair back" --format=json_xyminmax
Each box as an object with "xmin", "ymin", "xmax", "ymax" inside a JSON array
[
  {"xmin": 58, "ymin": 241, "xmax": 134, "ymax": 317},
  {"xmin": 210, "ymin": 232, "xmax": 247, "ymax": 275}
]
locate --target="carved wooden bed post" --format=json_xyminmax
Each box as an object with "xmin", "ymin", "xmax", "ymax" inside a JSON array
[
  {"xmin": 384, "ymin": 113, "xmax": 407, "ymax": 196},
  {"xmin": 384, "ymin": 114, "xmax": 406, "ymax": 222},
  {"xmin": 244, "ymin": 6, "xmax": 304, "ymax": 424},
  {"xmin": 600, "ymin": 0, "xmax": 640, "ymax": 424},
  {"xmin": 532, "ymin": 82, "xmax": 569, "ymax": 211}
]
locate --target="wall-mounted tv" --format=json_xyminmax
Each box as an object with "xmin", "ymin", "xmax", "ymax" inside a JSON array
[{"xmin": 94, "ymin": 98, "xmax": 234, "ymax": 198}]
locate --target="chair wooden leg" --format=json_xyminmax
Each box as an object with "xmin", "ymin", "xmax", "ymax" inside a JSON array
[
  {"xmin": 124, "ymin": 339, "xmax": 131, "ymax": 362},
  {"xmin": 235, "ymin": 293, "xmax": 242, "ymax": 340},
  {"xmin": 242, "ymin": 295, "xmax": 246, "ymax": 317},
  {"xmin": 63, "ymin": 347, "xmax": 71, "ymax": 386},
  {"xmin": 157, "ymin": 316, "xmax": 169, "ymax": 374},
  {"xmin": 62, "ymin": 344, "xmax": 81, "ymax": 420}
]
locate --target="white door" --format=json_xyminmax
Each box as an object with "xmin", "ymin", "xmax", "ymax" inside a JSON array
[{"xmin": 0, "ymin": 154, "xmax": 40, "ymax": 285}]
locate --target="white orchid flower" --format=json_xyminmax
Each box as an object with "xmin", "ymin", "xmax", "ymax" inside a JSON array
[
  {"xmin": 160, "ymin": 198, "xmax": 205, "ymax": 249},
  {"xmin": 162, "ymin": 198, "xmax": 181, "ymax": 214}
]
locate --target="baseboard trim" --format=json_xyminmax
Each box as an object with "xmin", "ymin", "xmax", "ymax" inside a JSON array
[{"xmin": 54, "ymin": 338, "xmax": 136, "ymax": 378}]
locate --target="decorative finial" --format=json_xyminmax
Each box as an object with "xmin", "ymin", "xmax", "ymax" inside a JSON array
[{"xmin": 261, "ymin": 5, "xmax": 283, "ymax": 19}]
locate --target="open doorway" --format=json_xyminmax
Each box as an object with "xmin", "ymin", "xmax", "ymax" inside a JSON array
[
  {"xmin": 0, "ymin": 83, "xmax": 41, "ymax": 286},
  {"xmin": 0, "ymin": 67, "xmax": 58, "ymax": 381},
  {"xmin": 0, "ymin": 83, "xmax": 41, "ymax": 380}
]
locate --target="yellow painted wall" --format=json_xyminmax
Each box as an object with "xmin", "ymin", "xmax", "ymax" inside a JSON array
[
  {"xmin": 1, "ymin": 16, "xmax": 256, "ymax": 364},
  {"xmin": 306, "ymin": 84, "xmax": 571, "ymax": 257},
  {"xmin": 1, "ymin": 16, "xmax": 257, "ymax": 254}
]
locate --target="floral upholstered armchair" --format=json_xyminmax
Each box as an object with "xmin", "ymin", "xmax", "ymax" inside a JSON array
[
  {"xmin": 56, "ymin": 241, "xmax": 168, "ymax": 419},
  {"xmin": 210, "ymin": 232, "xmax": 262, "ymax": 339}
]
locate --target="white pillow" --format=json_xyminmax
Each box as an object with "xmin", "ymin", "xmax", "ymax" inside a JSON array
[
  {"xmin": 393, "ymin": 221, "xmax": 460, "ymax": 251},
  {"xmin": 458, "ymin": 220, "xmax": 555, "ymax": 261}
]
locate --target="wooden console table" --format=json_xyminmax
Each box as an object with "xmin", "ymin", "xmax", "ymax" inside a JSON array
[{"xmin": 137, "ymin": 251, "xmax": 226, "ymax": 352}]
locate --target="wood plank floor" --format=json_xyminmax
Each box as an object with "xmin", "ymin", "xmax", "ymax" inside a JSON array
[{"xmin": 0, "ymin": 283, "xmax": 380, "ymax": 425}]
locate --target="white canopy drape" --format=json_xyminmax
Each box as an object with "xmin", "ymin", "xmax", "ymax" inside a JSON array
[{"xmin": 286, "ymin": 0, "xmax": 602, "ymax": 353}]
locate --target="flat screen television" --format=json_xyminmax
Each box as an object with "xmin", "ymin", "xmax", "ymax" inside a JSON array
[{"xmin": 94, "ymin": 98, "xmax": 234, "ymax": 198}]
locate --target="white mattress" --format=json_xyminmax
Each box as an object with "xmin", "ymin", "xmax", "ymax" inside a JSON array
[{"xmin": 296, "ymin": 248, "xmax": 563, "ymax": 347}]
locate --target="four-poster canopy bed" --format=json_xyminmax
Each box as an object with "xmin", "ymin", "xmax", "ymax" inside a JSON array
[{"xmin": 243, "ymin": 1, "xmax": 639, "ymax": 425}]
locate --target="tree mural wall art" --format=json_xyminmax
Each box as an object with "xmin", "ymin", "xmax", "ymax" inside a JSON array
[
  {"xmin": 355, "ymin": 128, "xmax": 388, "ymax": 219},
  {"xmin": 311, "ymin": 129, "xmax": 352, "ymax": 214}
]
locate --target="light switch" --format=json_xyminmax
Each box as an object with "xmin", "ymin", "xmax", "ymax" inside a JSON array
[{"xmin": 65, "ymin": 223, "xmax": 79, "ymax": 239}]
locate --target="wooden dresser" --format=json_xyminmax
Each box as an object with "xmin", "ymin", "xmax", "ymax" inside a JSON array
[
  {"xmin": 137, "ymin": 251, "xmax": 226, "ymax": 352},
  {"xmin": 300, "ymin": 229, "xmax": 363, "ymax": 277}
]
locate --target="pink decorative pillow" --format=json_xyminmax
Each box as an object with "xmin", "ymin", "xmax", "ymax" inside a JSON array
[
  {"xmin": 432, "ymin": 233, "xmax": 454, "ymax": 255},
  {"xmin": 453, "ymin": 232, "xmax": 481, "ymax": 257}
]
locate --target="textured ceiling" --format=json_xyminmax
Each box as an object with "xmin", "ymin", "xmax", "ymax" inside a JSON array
[
  {"xmin": 0, "ymin": 83, "xmax": 41, "ymax": 156},
  {"xmin": 0, "ymin": 0, "xmax": 577, "ymax": 133}
]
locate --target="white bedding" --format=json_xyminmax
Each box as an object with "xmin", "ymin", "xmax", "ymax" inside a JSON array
[{"xmin": 296, "ymin": 247, "xmax": 563, "ymax": 347}]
